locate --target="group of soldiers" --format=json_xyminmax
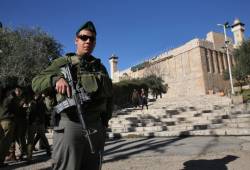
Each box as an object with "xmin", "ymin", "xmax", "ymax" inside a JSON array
[
  {"xmin": 0, "ymin": 86, "xmax": 52, "ymax": 167},
  {"xmin": 131, "ymin": 88, "xmax": 148, "ymax": 110}
]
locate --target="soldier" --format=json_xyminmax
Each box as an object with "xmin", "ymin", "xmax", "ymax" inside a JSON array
[
  {"xmin": 0, "ymin": 87, "xmax": 16, "ymax": 167},
  {"xmin": 140, "ymin": 88, "xmax": 148, "ymax": 110},
  {"xmin": 12, "ymin": 86, "xmax": 28, "ymax": 160},
  {"xmin": 32, "ymin": 21, "xmax": 113, "ymax": 170},
  {"xmin": 131, "ymin": 89, "xmax": 140, "ymax": 108},
  {"xmin": 26, "ymin": 93, "xmax": 51, "ymax": 162}
]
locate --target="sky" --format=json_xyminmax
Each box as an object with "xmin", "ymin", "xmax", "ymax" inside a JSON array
[{"xmin": 1, "ymin": 0, "xmax": 249, "ymax": 73}]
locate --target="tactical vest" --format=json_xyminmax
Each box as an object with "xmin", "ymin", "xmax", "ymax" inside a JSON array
[{"xmin": 55, "ymin": 55, "xmax": 112, "ymax": 114}]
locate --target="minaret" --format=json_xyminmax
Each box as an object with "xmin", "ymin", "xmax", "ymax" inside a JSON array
[
  {"xmin": 109, "ymin": 54, "xmax": 118, "ymax": 80},
  {"xmin": 231, "ymin": 18, "xmax": 245, "ymax": 47}
]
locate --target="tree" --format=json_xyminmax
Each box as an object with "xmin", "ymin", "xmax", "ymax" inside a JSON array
[
  {"xmin": 0, "ymin": 26, "xmax": 62, "ymax": 87},
  {"xmin": 142, "ymin": 74, "xmax": 166, "ymax": 98},
  {"xmin": 232, "ymin": 40, "xmax": 250, "ymax": 88}
]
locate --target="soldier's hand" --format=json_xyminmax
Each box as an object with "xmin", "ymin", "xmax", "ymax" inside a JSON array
[{"xmin": 55, "ymin": 78, "xmax": 71, "ymax": 97}]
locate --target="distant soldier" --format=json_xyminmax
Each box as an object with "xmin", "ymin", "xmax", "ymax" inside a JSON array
[
  {"xmin": 140, "ymin": 88, "xmax": 148, "ymax": 110},
  {"xmin": 0, "ymin": 87, "xmax": 16, "ymax": 167},
  {"xmin": 32, "ymin": 21, "xmax": 113, "ymax": 170},
  {"xmin": 131, "ymin": 89, "xmax": 140, "ymax": 108}
]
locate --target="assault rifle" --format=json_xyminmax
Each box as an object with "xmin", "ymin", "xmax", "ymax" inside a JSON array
[{"xmin": 59, "ymin": 64, "xmax": 95, "ymax": 154}]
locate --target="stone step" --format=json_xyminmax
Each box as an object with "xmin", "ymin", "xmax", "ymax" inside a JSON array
[
  {"xmin": 166, "ymin": 124, "xmax": 193, "ymax": 131},
  {"xmin": 107, "ymin": 128, "xmax": 250, "ymax": 138},
  {"xmin": 231, "ymin": 113, "xmax": 250, "ymax": 118},
  {"xmin": 135, "ymin": 126, "xmax": 167, "ymax": 132},
  {"xmin": 223, "ymin": 117, "xmax": 250, "ymax": 123},
  {"xmin": 226, "ymin": 122, "xmax": 250, "ymax": 128},
  {"xmin": 110, "ymin": 123, "xmax": 135, "ymax": 129},
  {"xmin": 109, "ymin": 94, "xmax": 250, "ymax": 137},
  {"xmin": 111, "ymin": 127, "xmax": 135, "ymax": 133}
]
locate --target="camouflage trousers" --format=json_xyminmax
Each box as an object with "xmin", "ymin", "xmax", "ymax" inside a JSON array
[
  {"xmin": 27, "ymin": 123, "xmax": 50, "ymax": 160},
  {"xmin": 0, "ymin": 119, "xmax": 15, "ymax": 163}
]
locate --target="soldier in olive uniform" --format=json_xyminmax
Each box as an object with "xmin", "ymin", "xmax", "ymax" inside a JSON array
[
  {"xmin": 32, "ymin": 21, "xmax": 113, "ymax": 170},
  {"xmin": 12, "ymin": 87, "xmax": 28, "ymax": 160},
  {"xmin": 0, "ymin": 87, "xmax": 16, "ymax": 167},
  {"xmin": 26, "ymin": 93, "xmax": 51, "ymax": 162}
]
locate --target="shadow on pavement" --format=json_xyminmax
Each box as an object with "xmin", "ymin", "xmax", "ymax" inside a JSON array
[
  {"xmin": 2, "ymin": 152, "xmax": 51, "ymax": 170},
  {"xmin": 103, "ymin": 137, "xmax": 187, "ymax": 163},
  {"xmin": 105, "ymin": 139, "xmax": 127, "ymax": 146},
  {"xmin": 182, "ymin": 155, "xmax": 239, "ymax": 170}
]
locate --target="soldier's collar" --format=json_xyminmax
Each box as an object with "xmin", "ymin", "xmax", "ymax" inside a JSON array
[
  {"xmin": 66, "ymin": 53, "xmax": 99, "ymax": 65},
  {"xmin": 65, "ymin": 53, "xmax": 80, "ymax": 65}
]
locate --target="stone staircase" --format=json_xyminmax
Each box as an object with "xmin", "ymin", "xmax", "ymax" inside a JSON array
[{"xmin": 107, "ymin": 94, "xmax": 250, "ymax": 138}]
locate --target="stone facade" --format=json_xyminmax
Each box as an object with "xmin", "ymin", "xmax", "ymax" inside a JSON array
[{"xmin": 109, "ymin": 19, "xmax": 246, "ymax": 97}]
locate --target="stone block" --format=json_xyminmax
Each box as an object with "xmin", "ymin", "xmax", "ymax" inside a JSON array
[
  {"xmin": 167, "ymin": 125, "xmax": 193, "ymax": 131},
  {"xmin": 135, "ymin": 126, "xmax": 166, "ymax": 132},
  {"xmin": 111, "ymin": 127, "xmax": 135, "ymax": 133},
  {"xmin": 231, "ymin": 95, "xmax": 243, "ymax": 105},
  {"xmin": 189, "ymin": 130, "xmax": 211, "ymax": 135},
  {"xmin": 193, "ymin": 124, "xmax": 208, "ymax": 130},
  {"xmin": 107, "ymin": 132, "xmax": 121, "ymax": 139},
  {"xmin": 209, "ymin": 123, "xmax": 225, "ymax": 129}
]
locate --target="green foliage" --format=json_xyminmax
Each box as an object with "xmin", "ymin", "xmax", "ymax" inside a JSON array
[
  {"xmin": 242, "ymin": 89, "xmax": 250, "ymax": 102},
  {"xmin": 113, "ymin": 79, "xmax": 148, "ymax": 107},
  {"xmin": 113, "ymin": 75, "xmax": 166, "ymax": 108},
  {"xmin": 231, "ymin": 40, "xmax": 250, "ymax": 85},
  {"xmin": 142, "ymin": 74, "xmax": 166, "ymax": 96},
  {"xmin": 0, "ymin": 26, "xmax": 62, "ymax": 87}
]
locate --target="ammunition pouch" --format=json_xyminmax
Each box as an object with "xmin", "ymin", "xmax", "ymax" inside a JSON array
[
  {"xmin": 80, "ymin": 74, "xmax": 98, "ymax": 94},
  {"xmin": 78, "ymin": 72, "xmax": 112, "ymax": 99}
]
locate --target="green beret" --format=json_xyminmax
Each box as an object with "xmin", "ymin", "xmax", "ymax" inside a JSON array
[{"xmin": 76, "ymin": 21, "xmax": 96, "ymax": 35}]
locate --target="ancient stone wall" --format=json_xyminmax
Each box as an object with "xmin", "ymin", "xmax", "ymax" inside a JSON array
[{"xmin": 112, "ymin": 32, "xmax": 238, "ymax": 96}]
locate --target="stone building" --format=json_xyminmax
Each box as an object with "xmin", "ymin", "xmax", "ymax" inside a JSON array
[{"xmin": 109, "ymin": 19, "xmax": 246, "ymax": 96}]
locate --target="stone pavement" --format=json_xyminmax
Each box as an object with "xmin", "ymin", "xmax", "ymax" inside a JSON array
[
  {"xmin": 103, "ymin": 136, "xmax": 250, "ymax": 170},
  {"xmin": 2, "ymin": 136, "xmax": 250, "ymax": 170}
]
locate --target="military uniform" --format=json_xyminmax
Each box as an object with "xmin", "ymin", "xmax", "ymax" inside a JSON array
[
  {"xmin": 27, "ymin": 95, "xmax": 51, "ymax": 161},
  {"xmin": 0, "ymin": 91, "xmax": 16, "ymax": 165},
  {"xmin": 32, "ymin": 52, "xmax": 113, "ymax": 169},
  {"xmin": 10, "ymin": 92, "xmax": 28, "ymax": 159}
]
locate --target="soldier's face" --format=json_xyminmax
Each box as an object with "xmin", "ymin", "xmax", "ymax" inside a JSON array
[
  {"xmin": 15, "ymin": 88, "xmax": 22, "ymax": 96},
  {"xmin": 75, "ymin": 29, "xmax": 96, "ymax": 57}
]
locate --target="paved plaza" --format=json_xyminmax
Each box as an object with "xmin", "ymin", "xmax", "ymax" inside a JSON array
[{"xmin": 2, "ymin": 136, "xmax": 250, "ymax": 170}]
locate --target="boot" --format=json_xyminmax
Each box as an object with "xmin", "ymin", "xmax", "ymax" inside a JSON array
[
  {"xmin": 46, "ymin": 149, "xmax": 51, "ymax": 156},
  {"xmin": 0, "ymin": 162, "xmax": 8, "ymax": 167},
  {"xmin": 26, "ymin": 144, "xmax": 33, "ymax": 162},
  {"xmin": 5, "ymin": 152, "xmax": 16, "ymax": 161}
]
